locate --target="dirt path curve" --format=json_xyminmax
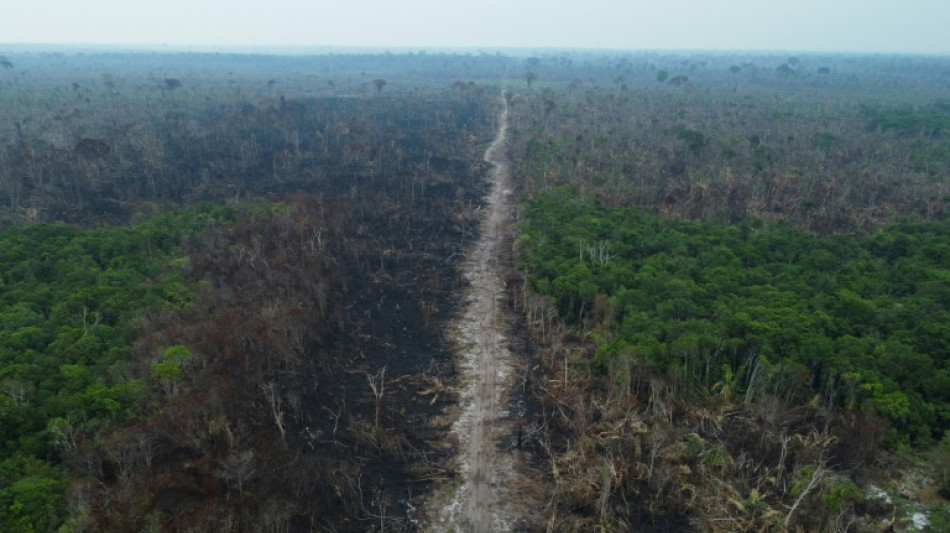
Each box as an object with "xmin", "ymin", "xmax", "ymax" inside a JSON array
[{"xmin": 426, "ymin": 94, "xmax": 521, "ymax": 532}]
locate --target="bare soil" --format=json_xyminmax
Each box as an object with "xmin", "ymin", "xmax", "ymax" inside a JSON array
[{"xmin": 425, "ymin": 96, "xmax": 529, "ymax": 532}]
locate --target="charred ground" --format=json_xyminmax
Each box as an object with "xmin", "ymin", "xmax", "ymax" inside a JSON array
[
  {"xmin": 2, "ymin": 49, "xmax": 950, "ymax": 532},
  {"xmin": 0, "ymin": 50, "xmax": 505, "ymax": 531}
]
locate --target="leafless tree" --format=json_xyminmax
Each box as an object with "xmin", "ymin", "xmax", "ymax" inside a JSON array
[
  {"xmin": 216, "ymin": 449, "xmax": 256, "ymax": 496},
  {"xmin": 261, "ymin": 381, "xmax": 287, "ymax": 439},
  {"xmin": 367, "ymin": 366, "xmax": 387, "ymax": 430}
]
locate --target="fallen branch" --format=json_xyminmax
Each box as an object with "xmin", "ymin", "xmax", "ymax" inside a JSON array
[{"xmin": 785, "ymin": 463, "xmax": 825, "ymax": 527}]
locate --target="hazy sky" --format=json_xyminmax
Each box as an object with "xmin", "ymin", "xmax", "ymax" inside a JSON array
[{"xmin": 4, "ymin": 0, "xmax": 949, "ymax": 54}]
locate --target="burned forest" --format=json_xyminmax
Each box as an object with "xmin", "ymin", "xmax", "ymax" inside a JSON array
[
  {"xmin": 0, "ymin": 51, "xmax": 503, "ymax": 531},
  {"xmin": 0, "ymin": 49, "xmax": 949, "ymax": 532}
]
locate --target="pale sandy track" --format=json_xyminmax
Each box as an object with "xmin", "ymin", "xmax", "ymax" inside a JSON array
[{"xmin": 426, "ymin": 95, "xmax": 519, "ymax": 532}]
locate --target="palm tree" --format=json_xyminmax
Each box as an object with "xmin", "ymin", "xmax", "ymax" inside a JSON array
[{"xmin": 525, "ymin": 71, "xmax": 537, "ymax": 88}]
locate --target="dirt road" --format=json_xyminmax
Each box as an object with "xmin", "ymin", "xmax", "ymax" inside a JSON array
[{"xmin": 427, "ymin": 95, "xmax": 519, "ymax": 532}]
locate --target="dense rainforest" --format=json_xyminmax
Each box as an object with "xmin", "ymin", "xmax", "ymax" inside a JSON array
[
  {"xmin": 0, "ymin": 48, "xmax": 949, "ymax": 531},
  {"xmin": 520, "ymin": 186, "xmax": 950, "ymax": 443}
]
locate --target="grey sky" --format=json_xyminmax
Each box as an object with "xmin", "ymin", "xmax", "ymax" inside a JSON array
[{"xmin": 4, "ymin": 0, "xmax": 949, "ymax": 54}]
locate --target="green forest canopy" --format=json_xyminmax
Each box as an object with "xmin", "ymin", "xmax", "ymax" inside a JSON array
[
  {"xmin": 0, "ymin": 206, "xmax": 231, "ymax": 531},
  {"xmin": 519, "ymin": 187, "xmax": 950, "ymax": 447}
]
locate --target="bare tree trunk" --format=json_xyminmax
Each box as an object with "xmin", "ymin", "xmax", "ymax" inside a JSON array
[
  {"xmin": 367, "ymin": 366, "xmax": 387, "ymax": 430},
  {"xmin": 785, "ymin": 463, "xmax": 825, "ymax": 527},
  {"xmin": 261, "ymin": 382, "xmax": 286, "ymax": 439}
]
